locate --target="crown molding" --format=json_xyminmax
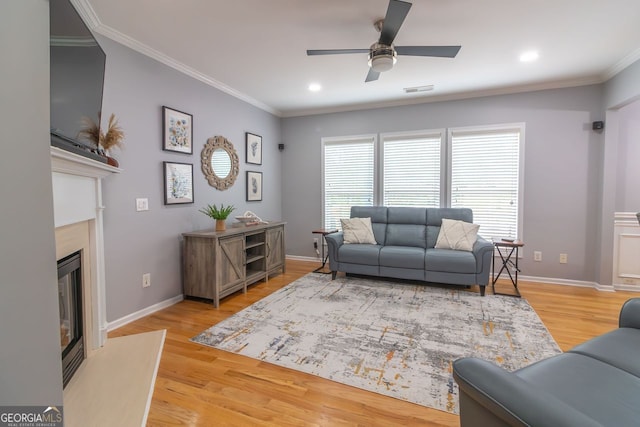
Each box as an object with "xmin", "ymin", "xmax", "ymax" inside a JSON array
[
  {"xmin": 602, "ymin": 47, "xmax": 640, "ymax": 81},
  {"xmin": 50, "ymin": 36, "xmax": 97, "ymax": 47},
  {"xmin": 69, "ymin": 0, "xmax": 101, "ymax": 29},
  {"xmin": 281, "ymin": 76, "xmax": 604, "ymax": 118},
  {"xmin": 68, "ymin": 0, "xmax": 281, "ymax": 117}
]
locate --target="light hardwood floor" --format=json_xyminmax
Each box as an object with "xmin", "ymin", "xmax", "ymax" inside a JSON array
[{"xmin": 110, "ymin": 260, "xmax": 638, "ymax": 426}]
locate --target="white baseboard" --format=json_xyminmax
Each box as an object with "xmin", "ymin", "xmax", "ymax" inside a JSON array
[
  {"xmin": 286, "ymin": 254, "xmax": 320, "ymax": 262},
  {"xmin": 518, "ymin": 275, "xmax": 599, "ymax": 288},
  {"xmin": 107, "ymin": 294, "xmax": 184, "ymax": 331},
  {"xmin": 613, "ymin": 283, "xmax": 640, "ymax": 292}
]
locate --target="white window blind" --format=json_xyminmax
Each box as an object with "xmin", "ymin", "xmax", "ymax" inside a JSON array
[
  {"xmin": 449, "ymin": 127, "xmax": 522, "ymax": 240},
  {"xmin": 323, "ymin": 137, "xmax": 375, "ymax": 230},
  {"xmin": 382, "ymin": 134, "xmax": 441, "ymax": 207}
]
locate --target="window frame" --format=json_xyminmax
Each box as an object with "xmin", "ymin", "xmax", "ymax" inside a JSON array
[
  {"xmin": 320, "ymin": 124, "xmax": 525, "ymax": 243},
  {"xmin": 379, "ymin": 129, "xmax": 446, "ymax": 207},
  {"xmin": 321, "ymin": 134, "xmax": 377, "ymax": 230},
  {"xmin": 446, "ymin": 123, "xmax": 525, "ymax": 241}
]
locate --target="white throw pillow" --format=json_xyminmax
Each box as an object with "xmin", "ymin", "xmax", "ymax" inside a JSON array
[
  {"xmin": 434, "ymin": 219, "xmax": 479, "ymax": 252},
  {"xmin": 341, "ymin": 217, "xmax": 377, "ymax": 244}
]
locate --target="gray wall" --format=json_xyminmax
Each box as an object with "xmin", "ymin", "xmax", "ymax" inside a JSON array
[
  {"xmin": 0, "ymin": 1, "xmax": 63, "ymax": 405},
  {"xmin": 605, "ymin": 59, "xmax": 640, "ymax": 109},
  {"xmin": 282, "ymin": 85, "xmax": 605, "ymax": 283},
  {"xmin": 96, "ymin": 36, "xmax": 282, "ymax": 322},
  {"xmin": 616, "ymin": 99, "xmax": 640, "ymax": 211},
  {"xmin": 598, "ymin": 62, "xmax": 640, "ymax": 286}
]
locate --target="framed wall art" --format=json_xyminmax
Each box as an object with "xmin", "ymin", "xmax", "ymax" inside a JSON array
[
  {"xmin": 246, "ymin": 171, "xmax": 262, "ymax": 201},
  {"xmin": 162, "ymin": 106, "xmax": 193, "ymax": 154},
  {"xmin": 163, "ymin": 161, "xmax": 194, "ymax": 205},
  {"xmin": 245, "ymin": 132, "xmax": 262, "ymax": 165}
]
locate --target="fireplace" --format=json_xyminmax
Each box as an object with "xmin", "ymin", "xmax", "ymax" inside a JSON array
[
  {"xmin": 51, "ymin": 146, "xmax": 121, "ymax": 390},
  {"xmin": 58, "ymin": 251, "xmax": 84, "ymax": 387}
]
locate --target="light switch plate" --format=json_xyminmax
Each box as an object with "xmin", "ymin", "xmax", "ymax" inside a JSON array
[{"xmin": 136, "ymin": 198, "xmax": 149, "ymax": 211}]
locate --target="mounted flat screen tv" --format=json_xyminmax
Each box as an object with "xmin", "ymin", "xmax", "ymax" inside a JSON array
[{"xmin": 50, "ymin": 0, "xmax": 106, "ymax": 162}]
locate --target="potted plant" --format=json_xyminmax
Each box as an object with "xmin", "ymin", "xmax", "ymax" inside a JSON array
[{"xmin": 199, "ymin": 203, "xmax": 235, "ymax": 231}]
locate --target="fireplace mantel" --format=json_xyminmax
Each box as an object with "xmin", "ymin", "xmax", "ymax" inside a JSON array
[
  {"xmin": 51, "ymin": 146, "xmax": 121, "ymax": 178},
  {"xmin": 51, "ymin": 146, "xmax": 121, "ymax": 350}
]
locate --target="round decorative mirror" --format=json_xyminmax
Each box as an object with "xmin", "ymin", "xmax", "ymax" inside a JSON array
[{"xmin": 201, "ymin": 136, "xmax": 239, "ymax": 190}]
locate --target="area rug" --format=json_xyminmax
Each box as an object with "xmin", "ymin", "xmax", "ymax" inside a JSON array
[{"xmin": 192, "ymin": 274, "xmax": 561, "ymax": 414}]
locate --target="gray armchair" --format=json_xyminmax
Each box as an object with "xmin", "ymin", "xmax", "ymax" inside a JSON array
[{"xmin": 453, "ymin": 298, "xmax": 640, "ymax": 426}]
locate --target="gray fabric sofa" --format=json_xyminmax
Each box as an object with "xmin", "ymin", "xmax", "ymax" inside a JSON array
[
  {"xmin": 324, "ymin": 206, "xmax": 494, "ymax": 295},
  {"xmin": 453, "ymin": 298, "xmax": 640, "ymax": 427}
]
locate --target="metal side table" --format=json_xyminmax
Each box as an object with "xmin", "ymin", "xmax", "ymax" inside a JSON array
[
  {"xmin": 492, "ymin": 239, "xmax": 524, "ymax": 297},
  {"xmin": 312, "ymin": 229, "xmax": 337, "ymax": 274}
]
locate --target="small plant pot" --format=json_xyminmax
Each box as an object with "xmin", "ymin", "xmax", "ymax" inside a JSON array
[{"xmin": 215, "ymin": 219, "xmax": 226, "ymax": 232}]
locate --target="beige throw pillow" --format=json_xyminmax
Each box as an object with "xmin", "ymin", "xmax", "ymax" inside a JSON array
[
  {"xmin": 341, "ymin": 217, "xmax": 377, "ymax": 244},
  {"xmin": 435, "ymin": 218, "xmax": 479, "ymax": 252}
]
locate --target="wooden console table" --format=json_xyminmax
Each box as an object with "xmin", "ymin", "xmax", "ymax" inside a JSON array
[{"xmin": 182, "ymin": 221, "xmax": 285, "ymax": 307}]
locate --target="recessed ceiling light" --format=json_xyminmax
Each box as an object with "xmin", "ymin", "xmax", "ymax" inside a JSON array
[
  {"xmin": 308, "ymin": 83, "xmax": 322, "ymax": 92},
  {"xmin": 519, "ymin": 51, "xmax": 539, "ymax": 63}
]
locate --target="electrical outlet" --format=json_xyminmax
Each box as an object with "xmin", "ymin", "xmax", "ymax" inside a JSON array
[
  {"xmin": 534, "ymin": 251, "xmax": 542, "ymax": 262},
  {"xmin": 142, "ymin": 273, "xmax": 151, "ymax": 288},
  {"xmin": 313, "ymin": 238, "xmax": 319, "ymax": 249},
  {"xmin": 559, "ymin": 253, "xmax": 568, "ymax": 264},
  {"xmin": 136, "ymin": 198, "xmax": 149, "ymax": 211}
]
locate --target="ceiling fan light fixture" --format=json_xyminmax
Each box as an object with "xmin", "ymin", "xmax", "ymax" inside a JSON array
[{"xmin": 368, "ymin": 44, "xmax": 397, "ymax": 72}]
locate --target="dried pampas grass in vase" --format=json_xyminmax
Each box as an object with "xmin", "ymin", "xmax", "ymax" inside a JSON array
[
  {"xmin": 78, "ymin": 116, "xmax": 101, "ymax": 149},
  {"xmin": 78, "ymin": 113, "xmax": 125, "ymax": 167},
  {"xmin": 101, "ymin": 113, "xmax": 124, "ymax": 153}
]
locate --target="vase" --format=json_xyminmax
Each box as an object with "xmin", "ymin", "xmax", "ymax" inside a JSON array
[
  {"xmin": 105, "ymin": 155, "xmax": 119, "ymax": 167},
  {"xmin": 215, "ymin": 219, "xmax": 226, "ymax": 232}
]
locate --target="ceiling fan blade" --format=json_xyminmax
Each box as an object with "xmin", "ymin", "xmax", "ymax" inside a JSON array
[
  {"xmin": 395, "ymin": 45, "xmax": 462, "ymax": 58},
  {"xmin": 379, "ymin": 0, "xmax": 412, "ymax": 46},
  {"xmin": 307, "ymin": 49, "xmax": 369, "ymax": 56},
  {"xmin": 365, "ymin": 68, "xmax": 380, "ymax": 82}
]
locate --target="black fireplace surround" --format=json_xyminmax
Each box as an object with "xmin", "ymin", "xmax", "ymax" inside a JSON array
[{"xmin": 57, "ymin": 251, "xmax": 84, "ymax": 388}]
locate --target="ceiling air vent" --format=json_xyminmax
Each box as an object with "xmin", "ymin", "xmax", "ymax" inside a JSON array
[{"xmin": 403, "ymin": 85, "xmax": 434, "ymax": 94}]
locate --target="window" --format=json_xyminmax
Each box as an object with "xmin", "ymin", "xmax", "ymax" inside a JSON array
[
  {"xmin": 322, "ymin": 135, "xmax": 375, "ymax": 230},
  {"xmin": 382, "ymin": 131, "xmax": 443, "ymax": 207},
  {"xmin": 448, "ymin": 125, "xmax": 524, "ymax": 240},
  {"xmin": 321, "ymin": 125, "xmax": 524, "ymax": 240}
]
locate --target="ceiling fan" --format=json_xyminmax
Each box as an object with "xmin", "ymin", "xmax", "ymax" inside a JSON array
[{"xmin": 306, "ymin": 0, "xmax": 461, "ymax": 82}]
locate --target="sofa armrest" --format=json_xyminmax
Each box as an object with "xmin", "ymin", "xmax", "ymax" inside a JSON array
[
  {"xmin": 324, "ymin": 232, "xmax": 343, "ymax": 270},
  {"xmin": 473, "ymin": 237, "xmax": 494, "ymax": 273},
  {"xmin": 473, "ymin": 236, "xmax": 494, "ymax": 254},
  {"xmin": 619, "ymin": 298, "xmax": 640, "ymax": 329},
  {"xmin": 453, "ymin": 358, "xmax": 602, "ymax": 427}
]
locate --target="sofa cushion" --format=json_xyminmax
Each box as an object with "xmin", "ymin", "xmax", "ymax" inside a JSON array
[
  {"xmin": 515, "ymin": 353, "xmax": 640, "ymax": 426},
  {"xmin": 434, "ymin": 219, "xmax": 479, "ymax": 252},
  {"xmin": 351, "ymin": 206, "xmax": 387, "ymax": 244},
  {"xmin": 379, "ymin": 246, "xmax": 425, "ymax": 269},
  {"xmin": 382, "ymin": 207, "xmax": 428, "ymax": 248},
  {"xmin": 425, "ymin": 248, "xmax": 476, "ymax": 274},
  {"xmin": 341, "ymin": 217, "xmax": 377, "ymax": 244},
  {"xmin": 338, "ymin": 244, "xmax": 382, "ymax": 265},
  {"xmin": 385, "ymin": 224, "xmax": 427, "ymax": 248},
  {"xmin": 426, "ymin": 208, "xmax": 473, "ymax": 248},
  {"xmin": 569, "ymin": 328, "xmax": 640, "ymax": 378}
]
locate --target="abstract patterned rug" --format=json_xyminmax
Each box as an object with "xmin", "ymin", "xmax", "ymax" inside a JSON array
[{"xmin": 192, "ymin": 274, "xmax": 561, "ymax": 414}]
